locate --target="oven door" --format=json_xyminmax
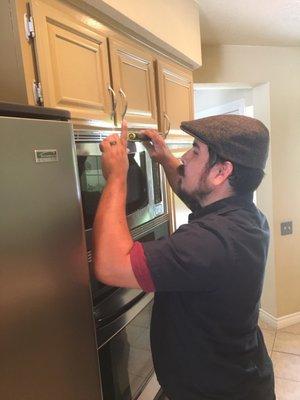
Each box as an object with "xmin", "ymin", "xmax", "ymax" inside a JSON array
[
  {"xmin": 96, "ymin": 293, "xmax": 154, "ymax": 400},
  {"xmin": 93, "ymin": 221, "xmax": 169, "ymax": 400}
]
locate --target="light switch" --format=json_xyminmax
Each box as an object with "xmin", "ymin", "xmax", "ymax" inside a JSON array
[{"xmin": 281, "ymin": 221, "xmax": 293, "ymax": 236}]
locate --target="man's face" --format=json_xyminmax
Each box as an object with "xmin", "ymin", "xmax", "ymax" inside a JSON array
[{"xmin": 178, "ymin": 140, "xmax": 214, "ymax": 204}]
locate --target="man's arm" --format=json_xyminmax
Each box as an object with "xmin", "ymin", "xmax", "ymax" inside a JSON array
[{"xmin": 92, "ymin": 122, "xmax": 140, "ymax": 288}]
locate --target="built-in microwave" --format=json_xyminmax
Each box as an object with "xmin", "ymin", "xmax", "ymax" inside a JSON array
[{"xmin": 75, "ymin": 130, "xmax": 167, "ymax": 244}]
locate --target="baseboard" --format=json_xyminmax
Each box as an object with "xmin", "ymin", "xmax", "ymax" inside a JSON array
[
  {"xmin": 259, "ymin": 308, "xmax": 300, "ymax": 329},
  {"xmin": 259, "ymin": 309, "xmax": 278, "ymax": 329}
]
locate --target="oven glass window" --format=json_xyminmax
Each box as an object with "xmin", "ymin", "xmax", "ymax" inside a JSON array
[
  {"xmin": 77, "ymin": 152, "xmax": 149, "ymax": 230},
  {"xmin": 99, "ymin": 300, "xmax": 153, "ymax": 400}
]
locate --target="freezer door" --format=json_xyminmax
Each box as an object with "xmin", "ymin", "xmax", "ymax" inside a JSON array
[{"xmin": 0, "ymin": 116, "xmax": 102, "ymax": 399}]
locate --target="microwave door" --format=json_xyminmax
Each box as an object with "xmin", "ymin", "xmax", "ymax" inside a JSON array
[{"xmin": 76, "ymin": 142, "xmax": 154, "ymax": 231}]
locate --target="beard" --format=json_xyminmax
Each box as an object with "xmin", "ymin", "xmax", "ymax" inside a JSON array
[{"xmin": 178, "ymin": 164, "xmax": 213, "ymax": 209}]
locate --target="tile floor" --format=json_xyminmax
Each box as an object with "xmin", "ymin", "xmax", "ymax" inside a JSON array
[{"xmin": 259, "ymin": 319, "xmax": 300, "ymax": 400}]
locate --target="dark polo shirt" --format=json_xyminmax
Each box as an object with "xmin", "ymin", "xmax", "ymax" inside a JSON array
[{"xmin": 131, "ymin": 193, "xmax": 275, "ymax": 400}]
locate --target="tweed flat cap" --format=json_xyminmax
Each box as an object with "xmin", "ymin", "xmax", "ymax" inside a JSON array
[{"xmin": 180, "ymin": 115, "xmax": 269, "ymax": 169}]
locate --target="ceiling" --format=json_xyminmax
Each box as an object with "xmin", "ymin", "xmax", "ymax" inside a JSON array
[{"xmin": 196, "ymin": 0, "xmax": 300, "ymax": 46}]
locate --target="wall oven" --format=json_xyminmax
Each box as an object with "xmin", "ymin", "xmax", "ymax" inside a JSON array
[
  {"xmin": 74, "ymin": 129, "xmax": 169, "ymax": 399},
  {"xmin": 94, "ymin": 221, "xmax": 169, "ymax": 400}
]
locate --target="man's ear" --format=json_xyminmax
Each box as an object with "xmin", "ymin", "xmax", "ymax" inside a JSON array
[{"xmin": 213, "ymin": 161, "xmax": 233, "ymax": 184}]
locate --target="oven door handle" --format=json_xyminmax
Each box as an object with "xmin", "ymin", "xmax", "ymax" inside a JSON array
[
  {"xmin": 95, "ymin": 291, "xmax": 146, "ymax": 327},
  {"xmin": 96, "ymin": 292, "xmax": 154, "ymax": 348}
]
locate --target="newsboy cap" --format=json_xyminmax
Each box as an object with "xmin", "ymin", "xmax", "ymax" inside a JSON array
[{"xmin": 180, "ymin": 115, "xmax": 269, "ymax": 169}]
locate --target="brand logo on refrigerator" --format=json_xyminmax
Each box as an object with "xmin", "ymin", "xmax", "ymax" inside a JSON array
[{"xmin": 34, "ymin": 149, "xmax": 58, "ymax": 163}]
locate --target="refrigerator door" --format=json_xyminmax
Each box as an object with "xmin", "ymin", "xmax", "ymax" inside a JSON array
[{"xmin": 0, "ymin": 115, "xmax": 102, "ymax": 399}]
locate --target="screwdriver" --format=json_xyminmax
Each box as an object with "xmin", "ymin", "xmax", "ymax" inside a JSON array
[{"xmin": 127, "ymin": 131, "xmax": 168, "ymax": 142}]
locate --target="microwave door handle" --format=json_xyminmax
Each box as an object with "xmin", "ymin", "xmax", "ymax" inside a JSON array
[
  {"xmin": 119, "ymin": 88, "xmax": 128, "ymax": 120},
  {"xmin": 108, "ymin": 85, "xmax": 117, "ymax": 120}
]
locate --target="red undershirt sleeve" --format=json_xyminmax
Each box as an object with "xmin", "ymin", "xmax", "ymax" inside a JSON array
[{"xmin": 130, "ymin": 241, "xmax": 155, "ymax": 292}]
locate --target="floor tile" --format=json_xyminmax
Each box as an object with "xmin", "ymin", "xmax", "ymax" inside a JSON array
[
  {"xmin": 259, "ymin": 318, "xmax": 277, "ymax": 332},
  {"xmin": 272, "ymin": 351, "xmax": 300, "ymax": 382},
  {"xmin": 275, "ymin": 377, "xmax": 300, "ymax": 400},
  {"xmin": 279, "ymin": 323, "xmax": 300, "ymax": 335},
  {"xmin": 262, "ymin": 329, "xmax": 276, "ymax": 354},
  {"xmin": 274, "ymin": 332, "xmax": 300, "ymax": 356}
]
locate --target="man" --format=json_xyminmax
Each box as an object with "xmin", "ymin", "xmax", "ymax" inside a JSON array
[{"xmin": 92, "ymin": 115, "xmax": 275, "ymax": 400}]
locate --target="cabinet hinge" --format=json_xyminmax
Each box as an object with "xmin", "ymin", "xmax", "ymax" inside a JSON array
[
  {"xmin": 33, "ymin": 81, "xmax": 44, "ymax": 106},
  {"xmin": 24, "ymin": 13, "xmax": 35, "ymax": 41}
]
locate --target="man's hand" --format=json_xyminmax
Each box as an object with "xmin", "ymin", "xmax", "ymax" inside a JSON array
[
  {"xmin": 100, "ymin": 120, "xmax": 129, "ymax": 181},
  {"xmin": 141, "ymin": 129, "xmax": 174, "ymax": 166},
  {"xmin": 141, "ymin": 129, "xmax": 183, "ymax": 197}
]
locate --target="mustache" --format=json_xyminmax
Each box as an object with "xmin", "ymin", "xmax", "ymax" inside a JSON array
[{"xmin": 177, "ymin": 164, "xmax": 185, "ymax": 177}]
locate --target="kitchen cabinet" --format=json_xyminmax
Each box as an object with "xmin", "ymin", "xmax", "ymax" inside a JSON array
[
  {"xmin": 156, "ymin": 58, "xmax": 194, "ymax": 137},
  {"xmin": 3, "ymin": 0, "xmax": 158, "ymax": 128},
  {"xmin": 2, "ymin": 0, "xmax": 194, "ymax": 133},
  {"xmin": 155, "ymin": 59, "xmax": 194, "ymax": 233},
  {"xmin": 25, "ymin": 0, "xmax": 114, "ymax": 127},
  {"xmin": 108, "ymin": 36, "xmax": 157, "ymax": 129},
  {"xmin": 29, "ymin": 1, "xmax": 158, "ymax": 128}
]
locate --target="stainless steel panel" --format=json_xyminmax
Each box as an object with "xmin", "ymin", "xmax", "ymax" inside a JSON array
[{"xmin": 0, "ymin": 116, "xmax": 102, "ymax": 399}]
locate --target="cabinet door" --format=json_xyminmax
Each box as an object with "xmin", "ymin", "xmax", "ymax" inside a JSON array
[
  {"xmin": 30, "ymin": 0, "xmax": 114, "ymax": 127},
  {"xmin": 156, "ymin": 59, "xmax": 194, "ymax": 136},
  {"xmin": 108, "ymin": 37, "xmax": 157, "ymax": 128}
]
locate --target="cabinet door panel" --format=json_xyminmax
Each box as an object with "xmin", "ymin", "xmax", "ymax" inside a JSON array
[
  {"xmin": 30, "ymin": 0, "xmax": 113, "ymax": 126},
  {"xmin": 156, "ymin": 60, "xmax": 194, "ymax": 135},
  {"xmin": 109, "ymin": 38, "xmax": 157, "ymax": 128}
]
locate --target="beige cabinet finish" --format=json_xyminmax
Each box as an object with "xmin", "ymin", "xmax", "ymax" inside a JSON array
[
  {"xmin": 156, "ymin": 59, "xmax": 194, "ymax": 136},
  {"xmin": 109, "ymin": 37, "xmax": 157, "ymax": 128},
  {"xmin": 1, "ymin": 0, "xmax": 195, "ymax": 132},
  {"xmin": 155, "ymin": 60, "xmax": 194, "ymax": 232},
  {"xmin": 29, "ymin": 0, "xmax": 113, "ymax": 126}
]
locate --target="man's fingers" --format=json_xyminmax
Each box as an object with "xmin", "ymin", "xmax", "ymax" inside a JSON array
[
  {"xmin": 141, "ymin": 129, "xmax": 158, "ymax": 140},
  {"xmin": 143, "ymin": 141, "xmax": 154, "ymax": 153},
  {"xmin": 121, "ymin": 119, "xmax": 128, "ymax": 146},
  {"xmin": 100, "ymin": 134, "xmax": 120, "ymax": 152},
  {"xmin": 141, "ymin": 130, "xmax": 165, "ymax": 147}
]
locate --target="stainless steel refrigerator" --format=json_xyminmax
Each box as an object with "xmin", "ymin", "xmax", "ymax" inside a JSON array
[{"xmin": 0, "ymin": 103, "xmax": 102, "ymax": 399}]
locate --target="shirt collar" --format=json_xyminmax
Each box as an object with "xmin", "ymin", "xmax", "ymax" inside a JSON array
[{"xmin": 188, "ymin": 192, "xmax": 254, "ymax": 222}]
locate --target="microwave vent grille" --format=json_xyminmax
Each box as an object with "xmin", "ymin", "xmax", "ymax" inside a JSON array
[
  {"xmin": 131, "ymin": 213, "xmax": 169, "ymax": 240},
  {"xmin": 74, "ymin": 132, "xmax": 103, "ymax": 142},
  {"xmin": 74, "ymin": 130, "xmax": 120, "ymax": 142}
]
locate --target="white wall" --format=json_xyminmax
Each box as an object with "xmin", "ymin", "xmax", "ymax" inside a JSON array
[
  {"xmin": 252, "ymin": 83, "xmax": 277, "ymax": 317},
  {"xmin": 194, "ymin": 45, "xmax": 300, "ymax": 318},
  {"xmin": 81, "ymin": 0, "xmax": 202, "ymax": 67},
  {"xmin": 194, "ymin": 87, "xmax": 253, "ymax": 113}
]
